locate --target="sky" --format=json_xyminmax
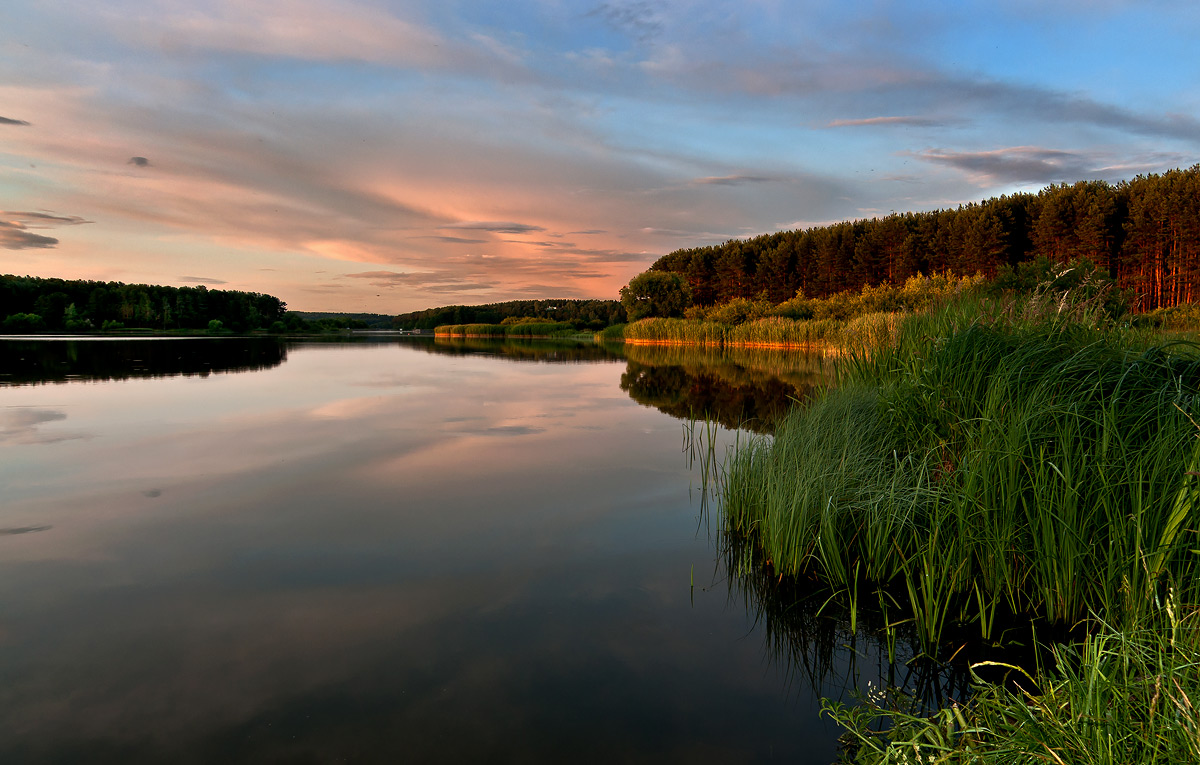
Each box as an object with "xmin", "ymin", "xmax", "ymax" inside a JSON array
[{"xmin": 2, "ymin": 1, "xmax": 1199, "ymax": 313}]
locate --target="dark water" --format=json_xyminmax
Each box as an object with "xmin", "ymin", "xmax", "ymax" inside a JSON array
[{"xmin": 0, "ymin": 335, "xmax": 902, "ymax": 763}]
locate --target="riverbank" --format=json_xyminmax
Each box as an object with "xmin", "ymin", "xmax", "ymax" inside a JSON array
[{"xmin": 714, "ymin": 288, "xmax": 1200, "ymax": 763}]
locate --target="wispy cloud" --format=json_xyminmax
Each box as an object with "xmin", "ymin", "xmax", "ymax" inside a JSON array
[
  {"xmin": 424, "ymin": 282, "xmax": 492, "ymax": 293},
  {"xmin": 912, "ymin": 145, "xmax": 1189, "ymax": 185},
  {"xmin": 344, "ymin": 271, "xmax": 495, "ymax": 293},
  {"xmin": 587, "ymin": 1, "xmax": 665, "ymax": 43},
  {"xmin": 121, "ymin": 0, "xmax": 509, "ymax": 74},
  {"xmin": 344, "ymin": 270, "xmax": 426, "ymax": 287},
  {"xmin": 932, "ymin": 78, "xmax": 1200, "ymax": 143},
  {"xmin": 917, "ymin": 146, "xmax": 1091, "ymax": 184},
  {"xmin": 442, "ymin": 221, "xmax": 547, "ymax": 234},
  {"xmin": 826, "ymin": 115, "xmax": 949, "ymax": 128},
  {"xmin": 128, "ymin": 156, "xmax": 151, "ymax": 167},
  {"xmin": 691, "ymin": 175, "xmax": 775, "ymax": 186},
  {"xmin": 4, "ymin": 211, "xmax": 90, "ymax": 227},
  {"xmin": 179, "ymin": 275, "xmax": 228, "ymax": 284},
  {"xmin": 0, "ymin": 211, "xmax": 90, "ymax": 250},
  {"xmin": 0, "ymin": 116, "xmax": 31, "ymax": 126},
  {"xmin": 0, "ymin": 525, "xmax": 53, "ymax": 535},
  {"xmin": 411, "ymin": 235, "xmax": 488, "ymax": 244},
  {"xmin": 0, "ymin": 221, "xmax": 58, "ymax": 250}
]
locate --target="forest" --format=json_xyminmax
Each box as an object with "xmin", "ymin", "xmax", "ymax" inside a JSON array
[
  {"xmin": 392, "ymin": 298, "xmax": 626, "ymax": 330},
  {"xmin": 640, "ymin": 166, "xmax": 1200, "ymax": 311},
  {"xmin": 0, "ymin": 275, "xmax": 287, "ymax": 332}
]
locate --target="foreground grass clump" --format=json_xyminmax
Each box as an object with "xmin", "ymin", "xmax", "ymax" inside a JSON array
[
  {"xmin": 726, "ymin": 310, "xmax": 1200, "ymax": 644},
  {"xmin": 722, "ymin": 293, "xmax": 1200, "ymax": 762},
  {"xmin": 824, "ymin": 608, "xmax": 1200, "ymax": 764}
]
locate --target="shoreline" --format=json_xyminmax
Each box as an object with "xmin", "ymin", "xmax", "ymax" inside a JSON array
[{"xmin": 620, "ymin": 337, "xmax": 851, "ymax": 355}]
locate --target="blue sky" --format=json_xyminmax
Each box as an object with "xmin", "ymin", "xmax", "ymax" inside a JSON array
[{"xmin": 2, "ymin": 0, "xmax": 1198, "ymax": 311}]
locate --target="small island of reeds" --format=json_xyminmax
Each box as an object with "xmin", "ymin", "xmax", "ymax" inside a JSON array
[{"xmin": 433, "ymin": 318, "xmax": 582, "ymax": 338}]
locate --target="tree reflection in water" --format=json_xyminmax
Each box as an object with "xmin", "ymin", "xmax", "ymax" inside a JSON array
[
  {"xmin": 619, "ymin": 343, "xmax": 836, "ymax": 433},
  {"xmin": 0, "ymin": 337, "xmax": 287, "ymax": 386}
]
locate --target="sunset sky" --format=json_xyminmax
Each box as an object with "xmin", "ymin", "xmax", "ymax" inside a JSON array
[{"xmin": 2, "ymin": 1, "xmax": 1198, "ymax": 313}]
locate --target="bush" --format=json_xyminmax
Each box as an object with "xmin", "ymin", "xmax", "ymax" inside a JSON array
[
  {"xmin": 620, "ymin": 271, "xmax": 691, "ymax": 320},
  {"xmin": 2, "ymin": 313, "xmax": 46, "ymax": 332}
]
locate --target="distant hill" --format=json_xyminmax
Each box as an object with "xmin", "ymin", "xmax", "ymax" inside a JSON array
[
  {"xmin": 392, "ymin": 299, "xmax": 626, "ymax": 330},
  {"xmin": 290, "ymin": 311, "xmax": 395, "ymax": 329}
]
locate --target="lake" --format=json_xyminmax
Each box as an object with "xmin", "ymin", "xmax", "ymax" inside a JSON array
[{"xmin": 0, "ymin": 335, "xmax": 904, "ymax": 763}]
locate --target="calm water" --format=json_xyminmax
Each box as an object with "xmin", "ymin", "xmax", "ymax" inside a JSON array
[{"xmin": 0, "ymin": 335, "xmax": 894, "ymax": 763}]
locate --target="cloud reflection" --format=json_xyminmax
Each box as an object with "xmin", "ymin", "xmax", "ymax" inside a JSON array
[{"xmin": 0, "ymin": 408, "xmax": 91, "ymax": 444}]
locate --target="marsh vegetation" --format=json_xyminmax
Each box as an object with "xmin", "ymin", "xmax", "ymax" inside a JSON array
[{"xmin": 713, "ymin": 280, "xmax": 1200, "ymax": 763}]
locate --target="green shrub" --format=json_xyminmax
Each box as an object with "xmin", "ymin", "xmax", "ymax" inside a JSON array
[{"xmin": 2, "ymin": 313, "xmax": 46, "ymax": 332}]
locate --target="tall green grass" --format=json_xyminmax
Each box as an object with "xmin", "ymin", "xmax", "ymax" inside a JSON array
[
  {"xmin": 824, "ymin": 606, "xmax": 1200, "ymax": 764},
  {"xmin": 724, "ymin": 316, "xmax": 846, "ymax": 346},
  {"xmin": 622, "ymin": 317, "xmax": 728, "ymax": 345},
  {"xmin": 719, "ymin": 287, "xmax": 1200, "ymax": 761},
  {"xmin": 722, "ymin": 292, "xmax": 1200, "ymax": 651},
  {"xmin": 617, "ymin": 311, "xmax": 906, "ymax": 351},
  {"xmin": 594, "ymin": 323, "xmax": 627, "ymax": 342},
  {"xmin": 434, "ymin": 323, "xmax": 505, "ymax": 336}
]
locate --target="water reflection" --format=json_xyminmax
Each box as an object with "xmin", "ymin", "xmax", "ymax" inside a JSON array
[
  {"xmin": 0, "ymin": 337, "xmax": 841, "ymax": 763},
  {"xmin": 421, "ymin": 335, "xmax": 625, "ymax": 363},
  {"xmin": 0, "ymin": 337, "xmax": 286, "ymax": 386},
  {"xmin": 619, "ymin": 344, "xmax": 836, "ymax": 433},
  {"xmin": 723, "ymin": 535, "xmax": 974, "ymax": 710}
]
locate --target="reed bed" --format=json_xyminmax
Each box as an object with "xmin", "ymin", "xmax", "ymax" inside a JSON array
[
  {"xmin": 433, "ymin": 323, "xmax": 504, "ymax": 336},
  {"xmin": 724, "ymin": 304, "xmax": 1200, "ymax": 649},
  {"xmin": 621, "ymin": 315, "xmax": 865, "ymax": 349},
  {"xmin": 622, "ymin": 317, "xmax": 728, "ymax": 345},
  {"xmin": 618, "ymin": 312, "xmax": 908, "ymax": 351},
  {"xmin": 724, "ymin": 316, "xmax": 846, "ymax": 347},
  {"xmin": 719, "ymin": 290, "xmax": 1200, "ymax": 761},
  {"xmin": 594, "ymin": 323, "xmax": 627, "ymax": 342},
  {"xmin": 434, "ymin": 321, "xmax": 575, "ymax": 337},
  {"xmin": 499, "ymin": 321, "xmax": 575, "ymax": 337},
  {"xmin": 825, "ymin": 608, "xmax": 1200, "ymax": 764}
]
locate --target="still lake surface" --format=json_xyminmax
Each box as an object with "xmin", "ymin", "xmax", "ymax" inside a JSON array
[{"xmin": 1, "ymin": 335, "xmax": 899, "ymax": 763}]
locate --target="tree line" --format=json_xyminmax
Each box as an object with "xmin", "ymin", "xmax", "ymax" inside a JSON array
[
  {"xmin": 1, "ymin": 275, "xmax": 287, "ymax": 332},
  {"xmin": 640, "ymin": 166, "xmax": 1200, "ymax": 311},
  {"xmin": 393, "ymin": 299, "xmax": 626, "ymax": 330}
]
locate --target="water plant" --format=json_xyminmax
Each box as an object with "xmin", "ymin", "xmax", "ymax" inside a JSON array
[
  {"xmin": 823, "ymin": 607, "xmax": 1200, "ymax": 764},
  {"xmin": 717, "ymin": 286, "xmax": 1200, "ymax": 761},
  {"xmin": 724, "ymin": 296, "xmax": 1200, "ymax": 650}
]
